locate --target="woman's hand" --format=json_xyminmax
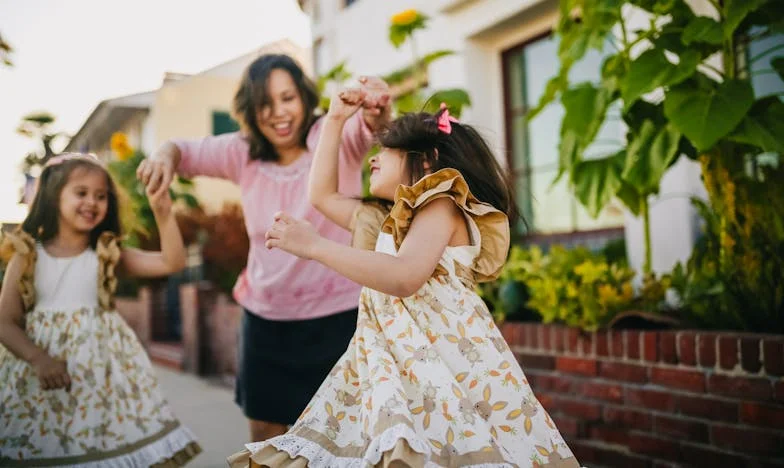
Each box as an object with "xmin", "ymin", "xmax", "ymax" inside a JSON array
[
  {"xmin": 327, "ymin": 88, "xmax": 366, "ymax": 123},
  {"xmin": 265, "ymin": 212, "xmax": 325, "ymax": 260},
  {"xmin": 137, "ymin": 144, "xmax": 178, "ymax": 195}
]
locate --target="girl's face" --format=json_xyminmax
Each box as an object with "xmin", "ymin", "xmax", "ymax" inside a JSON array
[
  {"xmin": 254, "ymin": 68, "xmax": 306, "ymax": 151},
  {"xmin": 58, "ymin": 167, "xmax": 109, "ymax": 234},
  {"xmin": 368, "ymin": 148, "xmax": 411, "ymax": 200}
]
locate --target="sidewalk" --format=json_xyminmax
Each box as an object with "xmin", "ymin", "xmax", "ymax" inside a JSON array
[{"xmin": 155, "ymin": 366, "xmax": 247, "ymax": 468}]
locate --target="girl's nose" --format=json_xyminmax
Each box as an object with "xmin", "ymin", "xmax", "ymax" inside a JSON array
[{"xmin": 369, "ymin": 155, "xmax": 378, "ymax": 164}]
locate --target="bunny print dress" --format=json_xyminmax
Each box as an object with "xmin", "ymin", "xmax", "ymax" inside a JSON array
[{"xmin": 230, "ymin": 169, "xmax": 580, "ymax": 467}]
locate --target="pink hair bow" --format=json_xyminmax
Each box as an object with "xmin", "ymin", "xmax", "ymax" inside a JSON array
[
  {"xmin": 44, "ymin": 152, "xmax": 100, "ymax": 168},
  {"xmin": 436, "ymin": 102, "xmax": 458, "ymax": 135}
]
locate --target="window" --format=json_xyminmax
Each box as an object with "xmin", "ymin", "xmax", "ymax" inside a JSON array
[
  {"xmin": 212, "ymin": 111, "xmax": 240, "ymax": 136},
  {"xmin": 503, "ymin": 34, "xmax": 625, "ymax": 237},
  {"xmin": 747, "ymin": 30, "xmax": 783, "ymax": 98}
]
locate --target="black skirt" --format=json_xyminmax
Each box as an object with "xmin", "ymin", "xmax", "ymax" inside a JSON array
[{"xmin": 235, "ymin": 308, "xmax": 358, "ymax": 424}]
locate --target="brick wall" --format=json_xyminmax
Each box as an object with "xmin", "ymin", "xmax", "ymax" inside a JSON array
[{"xmin": 500, "ymin": 323, "xmax": 784, "ymax": 467}]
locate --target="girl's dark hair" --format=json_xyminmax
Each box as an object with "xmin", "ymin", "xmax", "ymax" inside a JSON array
[
  {"xmin": 22, "ymin": 157, "xmax": 122, "ymax": 248},
  {"xmin": 378, "ymin": 108, "xmax": 521, "ymax": 223},
  {"xmin": 232, "ymin": 54, "xmax": 320, "ymax": 161}
]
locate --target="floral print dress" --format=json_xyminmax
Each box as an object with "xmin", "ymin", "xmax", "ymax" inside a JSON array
[
  {"xmin": 229, "ymin": 169, "xmax": 580, "ymax": 468},
  {"xmin": 0, "ymin": 232, "xmax": 201, "ymax": 467}
]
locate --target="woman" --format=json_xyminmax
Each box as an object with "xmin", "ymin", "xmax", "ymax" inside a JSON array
[{"xmin": 137, "ymin": 54, "xmax": 390, "ymax": 442}]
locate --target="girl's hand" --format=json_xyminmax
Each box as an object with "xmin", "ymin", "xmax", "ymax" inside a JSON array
[
  {"xmin": 147, "ymin": 184, "xmax": 173, "ymax": 220},
  {"xmin": 359, "ymin": 76, "xmax": 391, "ymax": 131},
  {"xmin": 265, "ymin": 212, "xmax": 324, "ymax": 259},
  {"xmin": 31, "ymin": 352, "xmax": 71, "ymax": 391},
  {"xmin": 327, "ymin": 88, "xmax": 366, "ymax": 123}
]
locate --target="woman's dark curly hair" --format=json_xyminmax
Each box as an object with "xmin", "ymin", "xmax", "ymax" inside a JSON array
[
  {"xmin": 378, "ymin": 108, "xmax": 521, "ymax": 223},
  {"xmin": 232, "ymin": 54, "xmax": 320, "ymax": 161}
]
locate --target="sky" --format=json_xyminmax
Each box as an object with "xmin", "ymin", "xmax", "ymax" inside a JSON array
[{"xmin": 0, "ymin": 0, "xmax": 311, "ymax": 223}]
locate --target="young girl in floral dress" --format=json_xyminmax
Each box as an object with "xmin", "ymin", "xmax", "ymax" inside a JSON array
[
  {"xmin": 0, "ymin": 153, "xmax": 201, "ymax": 466},
  {"xmin": 229, "ymin": 90, "xmax": 581, "ymax": 467}
]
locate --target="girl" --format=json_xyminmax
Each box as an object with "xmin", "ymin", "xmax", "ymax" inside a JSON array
[
  {"xmin": 0, "ymin": 153, "xmax": 201, "ymax": 466},
  {"xmin": 229, "ymin": 91, "xmax": 580, "ymax": 467},
  {"xmin": 137, "ymin": 54, "xmax": 391, "ymax": 442}
]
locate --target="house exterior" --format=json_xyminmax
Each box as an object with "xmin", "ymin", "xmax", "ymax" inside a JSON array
[{"xmin": 301, "ymin": 0, "xmax": 710, "ymax": 276}]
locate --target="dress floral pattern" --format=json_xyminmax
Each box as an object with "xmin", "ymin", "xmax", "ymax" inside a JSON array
[
  {"xmin": 230, "ymin": 169, "xmax": 580, "ymax": 468},
  {"xmin": 0, "ymin": 232, "xmax": 201, "ymax": 467}
]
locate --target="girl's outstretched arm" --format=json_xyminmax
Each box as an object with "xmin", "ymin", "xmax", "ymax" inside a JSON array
[
  {"xmin": 266, "ymin": 198, "xmax": 462, "ymax": 297},
  {"xmin": 121, "ymin": 186, "xmax": 186, "ymax": 278},
  {"xmin": 0, "ymin": 254, "xmax": 71, "ymax": 390}
]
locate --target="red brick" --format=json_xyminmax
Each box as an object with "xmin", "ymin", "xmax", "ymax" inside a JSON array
[
  {"xmin": 537, "ymin": 393, "xmax": 556, "ymax": 412},
  {"xmin": 603, "ymin": 406, "xmax": 653, "ymax": 431},
  {"xmin": 626, "ymin": 388, "xmax": 677, "ymax": 412},
  {"xmin": 697, "ymin": 333, "xmax": 717, "ymax": 368},
  {"xmin": 580, "ymin": 333, "xmax": 593, "ymax": 356},
  {"xmin": 500, "ymin": 323, "xmax": 520, "ymax": 347},
  {"xmin": 740, "ymin": 402, "xmax": 784, "ymax": 429},
  {"xmin": 677, "ymin": 395, "xmax": 738, "ymax": 422},
  {"xmin": 589, "ymin": 425, "xmax": 629, "ymax": 446},
  {"xmin": 651, "ymin": 367, "xmax": 706, "ymax": 393},
  {"xmin": 626, "ymin": 331, "xmax": 641, "ymax": 360},
  {"xmin": 596, "ymin": 332, "xmax": 609, "ymax": 357},
  {"xmin": 719, "ymin": 335, "xmax": 739, "ymax": 370},
  {"xmin": 659, "ymin": 331, "xmax": 678, "ymax": 364},
  {"xmin": 711, "ymin": 424, "xmax": 784, "ymax": 455},
  {"xmin": 551, "ymin": 415, "xmax": 582, "ymax": 438},
  {"xmin": 572, "ymin": 442, "xmax": 651, "ymax": 468},
  {"xmin": 741, "ymin": 337, "xmax": 763, "ymax": 373},
  {"xmin": 556, "ymin": 357, "xmax": 598, "ymax": 376},
  {"xmin": 600, "ymin": 362, "xmax": 649, "ymax": 384},
  {"xmin": 643, "ymin": 332, "xmax": 658, "ymax": 362},
  {"xmin": 557, "ymin": 397, "xmax": 602, "ymax": 421},
  {"xmin": 529, "ymin": 324, "xmax": 540, "ymax": 350},
  {"xmin": 541, "ymin": 325, "xmax": 552, "ymax": 351},
  {"xmin": 680, "ymin": 443, "xmax": 748, "ymax": 467},
  {"xmin": 516, "ymin": 353, "xmax": 555, "ymax": 371},
  {"xmin": 553, "ymin": 327, "xmax": 566, "ymax": 352},
  {"xmin": 708, "ymin": 374, "xmax": 773, "ymax": 401},
  {"xmin": 529, "ymin": 373, "xmax": 574, "ymax": 393},
  {"xmin": 763, "ymin": 338, "xmax": 784, "ymax": 376},
  {"xmin": 627, "ymin": 433, "xmax": 680, "ymax": 462},
  {"xmin": 653, "ymin": 415, "xmax": 709, "ymax": 443},
  {"xmin": 678, "ymin": 332, "xmax": 697, "ymax": 366},
  {"xmin": 581, "ymin": 382, "xmax": 624, "ymax": 403},
  {"xmin": 611, "ymin": 331, "xmax": 624, "ymax": 358},
  {"xmin": 567, "ymin": 328, "xmax": 579, "ymax": 354}
]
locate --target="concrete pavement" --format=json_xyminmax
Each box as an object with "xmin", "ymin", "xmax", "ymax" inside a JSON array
[{"xmin": 155, "ymin": 366, "xmax": 247, "ymax": 468}]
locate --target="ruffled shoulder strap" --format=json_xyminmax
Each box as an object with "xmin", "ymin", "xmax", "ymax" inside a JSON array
[
  {"xmin": 2, "ymin": 231, "xmax": 37, "ymax": 312},
  {"xmin": 381, "ymin": 168, "xmax": 510, "ymax": 283},
  {"xmin": 350, "ymin": 201, "xmax": 391, "ymax": 251},
  {"xmin": 96, "ymin": 232, "xmax": 121, "ymax": 311}
]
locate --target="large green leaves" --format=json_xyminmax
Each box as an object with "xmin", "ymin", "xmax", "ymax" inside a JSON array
[
  {"xmin": 623, "ymin": 121, "xmax": 682, "ymax": 194},
  {"xmin": 724, "ymin": 0, "xmax": 769, "ymax": 39},
  {"xmin": 728, "ymin": 97, "xmax": 784, "ymax": 153},
  {"xmin": 622, "ymin": 49, "xmax": 699, "ymax": 107},
  {"xmin": 423, "ymin": 89, "xmax": 471, "ymax": 117},
  {"xmin": 664, "ymin": 78, "xmax": 754, "ymax": 151},
  {"xmin": 682, "ymin": 16, "xmax": 723, "ymax": 45},
  {"xmin": 571, "ymin": 151, "xmax": 625, "ymax": 217},
  {"xmin": 558, "ymin": 83, "xmax": 614, "ymax": 175}
]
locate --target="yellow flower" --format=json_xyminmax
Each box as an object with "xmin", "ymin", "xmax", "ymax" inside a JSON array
[
  {"xmin": 566, "ymin": 283, "xmax": 579, "ymax": 298},
  {"xmin": 597, "ymin": 284, "xmax": 620, "ymax": 306},
  {"xmin": 574, "ymin": 261, "xmax": 608, "ymax": 283},
  {"xmin": 110, "ymin": 132, "xmax": 134, "ymax": 161},
  {"xmin": 391, "ymin": 9, "xmax": 418, "ymax": 26},
  {"xmin": 621, "ymin": 282, "xmax": 634, "ymax": 301}
]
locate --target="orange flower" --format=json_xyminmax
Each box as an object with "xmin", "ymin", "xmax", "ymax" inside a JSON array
[{"xmin": 110, "ymin": 132, "xmax": 133, "ymax": 161}]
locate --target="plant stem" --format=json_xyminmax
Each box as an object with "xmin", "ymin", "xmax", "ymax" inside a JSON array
[{"xmin": 641, "ymin": 196, "xmax": 652, "ymax": 275}]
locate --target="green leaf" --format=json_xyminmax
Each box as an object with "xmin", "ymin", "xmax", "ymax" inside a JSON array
[
  {"xmin": 727, "ymin": 96, "xmax": 784, "ymax": 153},
  {"xmin": 682, "ymin": 16, "xmax": 724, "ymax": 45},
  {"xmin": 561, "ymin": 83, "xmax": 612, "ymax": 143},
  {"xmin": 622, "ymin": 49, "xmax": 699, "ymax": 108},
  {"xmin": 601, "ymin": 53, "xmax": 626, "ymax": 92},
  {"xmin": 663, "ymin": 78, "xmax": 755, "ymax": 151},
  {"xmin": 773, "ymin": 56, "xmax": 784, "ymax": 81},
  {"xmin": 557, "ymin": 131, "xmax": 580, "ymax": 181},
  {"xmin": 616, "ymin": 180, "xmax": 642, "ymax": 215},
  {"xmin": 623, "ymin": 100, "xmax": 666, "ymax": 130},
  {"xmin": 571, "ymin": 151, "xmax": 625, "ymax": 217},
  {"xmin": 389, "ymin": 27, "xmax": 408, "ymax": 48},
  {"xmin": 528, "ymin": 64, "xmax": 571, "ymax": 119},
  {"xmin": 622, "ymin": 121, "xmax": 682, "ymax": 194},
  {"xmin": 724, "ymin": 0, "xmax": 769, "ymax": 39},
  {"xmin": 424, "ymin": 89, "xmax": 471, "ymax": 117}
]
